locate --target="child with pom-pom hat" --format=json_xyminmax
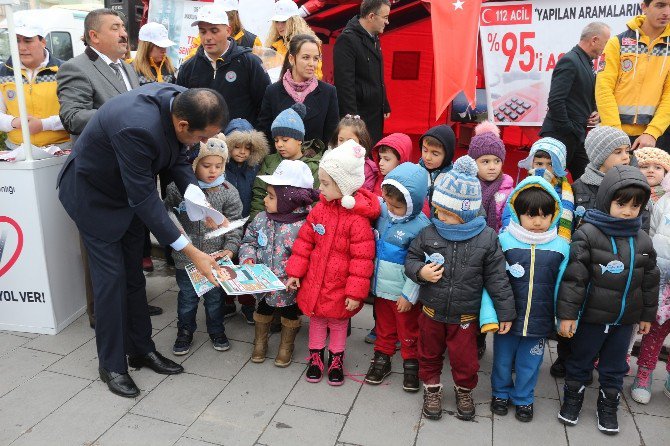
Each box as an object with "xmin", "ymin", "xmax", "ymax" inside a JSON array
[
  {"xmin": 468, "ymin": 121, "xmax": 515, "ymax": 232},
  {"xmin": 286, "ymin": 140, "xmax": 381, "ymax": 386},
  {"xmin": 404, "ymin": 155, "xmax": 516, "ymax": 422}
]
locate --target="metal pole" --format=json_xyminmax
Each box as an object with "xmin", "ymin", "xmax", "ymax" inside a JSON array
[{"xmin": 3, "ymin": 2, "xmax": 34, "ymax": 161}]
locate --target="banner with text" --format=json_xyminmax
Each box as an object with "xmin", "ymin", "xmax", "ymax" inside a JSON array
[{"xmin": 480, "ymin": 0, "xmax": 641, "ymax": 126}]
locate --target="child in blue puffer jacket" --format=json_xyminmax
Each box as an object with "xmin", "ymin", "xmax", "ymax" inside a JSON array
[
  {"xmin": 490, "ymin": 176, "xmax": 570, "ymax": 423},
  {"xmin": 364, "ymin": 163, "xmax": 431, "ymax": 392}
]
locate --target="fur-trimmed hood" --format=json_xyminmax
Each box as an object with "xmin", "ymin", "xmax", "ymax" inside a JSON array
[{"xmin": 225, "ymin": 129, "xmax": 270, "ymax": 167}]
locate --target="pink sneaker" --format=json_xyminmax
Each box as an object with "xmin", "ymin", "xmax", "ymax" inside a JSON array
[{"xmin": 625, "ymin": 354, "xmax": 631, "ymax": 376}]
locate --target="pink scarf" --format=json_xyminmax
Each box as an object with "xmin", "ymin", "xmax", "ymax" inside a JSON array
[{"xmin": 282, "ymin": 70, "xmax": 317, "ymax": 104}]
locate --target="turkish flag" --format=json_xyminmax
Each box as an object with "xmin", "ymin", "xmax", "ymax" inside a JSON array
[{"xmin": 425, "ymin": 0, "xmax": 482, "ymax": 118}]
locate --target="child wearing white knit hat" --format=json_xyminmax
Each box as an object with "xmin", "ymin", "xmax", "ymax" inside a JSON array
[{"xmin": 285, "ymin": 139, "xmax": 381, "ymax": 386}]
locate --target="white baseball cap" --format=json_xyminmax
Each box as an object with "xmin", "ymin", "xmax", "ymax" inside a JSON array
[
  {"xmin": 138, "ymin": 22, "xmax": 175, "ymax": 48},
  {"xmin": 257, "ymin": 160, "xmax": 314, "ymax": 189},
  {"xmin": 270, "ymin": 0, "xmax": 300, "ymax": 22},
  {"xmin": 11, "ymin": 17, "xmax": 43, "ymax": 38},
  {"xmin": 191, "ymin": 4, "xmax": 230, "ymax": 27},
  {"xmin": 215, "ymin": 0, "xmax": 239, "ymax": 12}
]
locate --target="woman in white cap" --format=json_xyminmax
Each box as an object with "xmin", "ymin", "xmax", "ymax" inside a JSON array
[
  {"xmin": 265, "ymin": 0, "xmax": 323, "ymax": 79},
  {"xmin": 133, "ymin": 22, "xmax": 177, "ymax": 85}
]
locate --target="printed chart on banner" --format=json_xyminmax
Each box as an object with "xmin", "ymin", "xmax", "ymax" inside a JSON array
[{"xmin": 480, "ymin": 0, "xmax": 642, "ymax": 126}]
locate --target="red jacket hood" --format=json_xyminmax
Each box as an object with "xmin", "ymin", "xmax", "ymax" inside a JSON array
[
  {"xmin": 319, "ymin": 187, "xmax": 381, "ymax": 221},
  {"xmin": 372, "ymin": 133, "xmax": 413, "ymax": 165}
]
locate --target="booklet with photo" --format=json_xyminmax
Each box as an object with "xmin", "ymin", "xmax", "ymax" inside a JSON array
[{"xmin": 185, "ymin": 252, "xmax": 285, "ymax": 297}]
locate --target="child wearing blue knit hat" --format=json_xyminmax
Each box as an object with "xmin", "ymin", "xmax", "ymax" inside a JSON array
[
  {"xmin": 250, "ymin": 103, "xmax": 324, "ymax": 220},
  {"xmin": 404, "ymin": 155, "xmax": 516, "ymax": 423}
]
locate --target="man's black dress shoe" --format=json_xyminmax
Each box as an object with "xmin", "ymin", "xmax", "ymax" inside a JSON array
[
  {"xmin": 99, "ymin": 368, "xmax": 140, "ymax": 398},
  {"xmin": 148, "ymin": 305, "xmax": 163, "ymax": 316},
  {"xmin": 128, "ymin": 351, "xmax": 184, "ymax": 374}
]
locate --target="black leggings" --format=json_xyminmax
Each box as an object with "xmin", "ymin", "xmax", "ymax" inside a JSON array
[{"xmin": 256, "ymin": 299, "xmax": 299, "ymax": 320}]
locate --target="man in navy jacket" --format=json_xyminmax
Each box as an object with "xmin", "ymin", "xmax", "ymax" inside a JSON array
[{"xmin": 58, "ymin": 83, "xmax": 229, "ymax": 397}]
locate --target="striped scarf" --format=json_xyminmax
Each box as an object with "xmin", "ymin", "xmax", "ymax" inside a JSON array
[{"xmin": 554, "ymin": 176, "xmax": 574, "ymax": 242}]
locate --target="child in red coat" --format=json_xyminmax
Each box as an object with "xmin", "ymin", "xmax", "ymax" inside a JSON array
[{"xmin": 286, "ymin": 140, "xmax": 381, "ymax": 385}]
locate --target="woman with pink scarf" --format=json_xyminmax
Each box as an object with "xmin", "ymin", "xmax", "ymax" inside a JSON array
[{"xmin": 257, "ymin": 34, "xmax": 339, "ymax": 150}]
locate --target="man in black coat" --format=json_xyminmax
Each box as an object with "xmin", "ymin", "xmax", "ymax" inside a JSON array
[
  {"xmin": 333, "ymin": 0, "xmax": 391, "ymax": 144},
  {"xmin": 540, "ymin": 22, "xmax": 611, "ymax": 179},
  {"xmin": 57, "ymin": 84, "xmax": 229, "ymax": 398}
]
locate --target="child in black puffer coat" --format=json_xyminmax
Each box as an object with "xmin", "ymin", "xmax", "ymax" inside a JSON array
[{"xmin": 556, "ymin": 165, "xmax": 659, "ymax": 435}]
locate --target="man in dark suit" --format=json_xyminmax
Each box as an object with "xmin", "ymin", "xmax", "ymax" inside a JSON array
[
  {"xmin": 540, "ymin": 22, "xmax": 611, "ymax": 179},
  {"xmin": 57, "ymin": 9, "xmax": 164, "ymax": 325},
  {"xmin": 58, "ymin": 84, "xmax": 229, "ymax": 398},
  {"xmin": 333, "ymin": 0, "xmax": 391, "ymax": 145}
]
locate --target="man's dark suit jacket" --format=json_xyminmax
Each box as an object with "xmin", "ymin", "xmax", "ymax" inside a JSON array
[
  {"xmin": 57, "ymin": 83, "xmax": 197, "ymax": 245},
  {"xmin": 541, "ymin": 45, "xmax": 596, "ymax": 143}
]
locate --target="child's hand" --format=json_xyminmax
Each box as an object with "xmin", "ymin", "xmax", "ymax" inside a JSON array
[
  {"xmin": 345, "ymin": 298, "xmax": 361, "ymax": 312},
  {"xmin": 242, "ymin": 258, "xmax": 255, "ymax": 265},
  {"xmin": 205, "ymin": 216, "xmax": 230, "ymax": 230},
  {"xmin": 217, "ymin": 250, "xmax": 233, "ymax": 260},
  {"xmin": 286, "ymin": 277, "xmax": 301, "ymax": 290},
  {"xmin": 419, "ymin": 263, "xmax": 444, "ymax": 283},
  {"xmin": 638, "ymin": 321, "xmax": 651, "ymax": 335},
  {"xmin": 396, "ymin": 297, "xmax": 412, "ymax": 313},
  {"xmin": 498, "ymin": 321, "xmax": 512, "ymax": 334},
  {"xmin": 559, "ymin": 320, "xmax": 577, "ymax": 338}
]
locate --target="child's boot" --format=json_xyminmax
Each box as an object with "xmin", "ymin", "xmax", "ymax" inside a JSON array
[
  {"xmin": 596, "ymin": 388, "xmax": 620, "ymax": 435},
  {"xmin": 173, "ymin": 328, "xmax": 193, "ymax": 356},
  {"xmin": 274, "ymin": 317, "xmax": 301, "ymax": 367},
  {"xmin": 364, "ymin": 351, "xmax": 391, "ymax": 385},
  {"xmin": 402, "ymin": 359, "xmax": 420, "ymax": 392},
  {"xmin": 422, "ymin": 384, "xmax": 443, "ymax": 420},
  {"xmin": 305, "ymin": 348, "xmax": 325, "ymax": 383},
  {"xmin": 630, "ymin": 366, "xmax": 653, "ymax": 404},
  {"xmin": 327, "ymin": 350, "xmax": 345, "ymax": 386},
  {"xmin": 515, "ymin": 403, "xmax": 533, "ymax": 422},
  {"xmin": 558, "ymin": 380, "xmax": 585, "ymax": 426},
  {"xmin": 251, "ymin": 313, "xmax": 273, "ymax": 363},
  {"xmin": 454, "ymin": 385, "xmax": 475, "ymax": 420}
]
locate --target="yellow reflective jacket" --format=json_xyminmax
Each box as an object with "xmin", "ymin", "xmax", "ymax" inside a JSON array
[{"xmin": 596, "ymin": 16, "xmax": 670, "ymax": 138}]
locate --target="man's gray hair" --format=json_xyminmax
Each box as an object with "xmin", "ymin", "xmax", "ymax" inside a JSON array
[{"xmin": 580, "ymin": 22, "xmax": 610, "ymax": 41}]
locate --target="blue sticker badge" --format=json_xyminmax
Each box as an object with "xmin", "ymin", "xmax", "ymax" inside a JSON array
[
  {"xmin": 257, "ymin": 229, "xmax": 268, "ymax": 247},
  {"xmin": 600, "ymin": 260, "xmax": 624, "ymax": 274},
  {"xmin": 312, "ymin": 223, "xmax": 326, "ymax": 236},
  {"xmin": 665, "ymin": 214, "xmax": 670, "ymax": 225},
  {"xmin": 506, "ymin": 262, "xmax": 525, "ymax": 278},
  {"xmin": 424, "ymin": 252, "xmax": 445, "ymax": 265},
  {"xmin": 575, "ymin": 205, "xmax": 586, "ymax": 217}
]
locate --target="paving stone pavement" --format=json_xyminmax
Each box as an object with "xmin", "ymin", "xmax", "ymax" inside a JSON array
[{"xmin": 1, "ymin": 260, "xmax": 668, "ymax": 446}]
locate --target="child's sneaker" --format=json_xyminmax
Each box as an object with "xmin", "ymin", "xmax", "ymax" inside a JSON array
[
  {"xmin": 305, "ymin": 349, "xmax": 325, "ymax": 383},
  {"xmin": 240, "ymin": 305, "xmax": 255, "ymax": 325},
  {"xmin": 327, "ymin": 350, "xmax": 345, "ymax": 386},
  {"xmin": 172, "ymin": 328, "xmax": 193, "ymax": 356},
  {"xmin": 624, "ymin": 354, "xmax": 631, "ymax": 376},
  {"xmin": 630, "ymin": 366, "xmax": 653, "ymax": 404},
  {"xmin": 664, "ymin": 373, "xmax": 670, "ymax": 400},
  {"xmin": 515, "ymin": 403, "xmax": 533, "ymax": 422},
  {"xmin": 596, "ymin": 388, "xmax": 620, "ymax": 435},
  {"xmin": 211, "ymin": 333, "xmax": 230, "ymax": 351},
  {"xmin": 364, "ymin": 328, "xmax": 377, "ymax": 344},
  {"xmin": 422, "ymin": 384, "xmax": 443, "ymax": 420},
  {"xmin": 454, "ymin": 385, "xmax": 475, "ymax": 420},
  {"xmin": 490, "ymin": 397, "xmax": 510, "ymax": 416},
  {"xmin": 364, "ymin": 351, "xmax": 391, "ymax": 385},
  {"xmin": 402, "ymin": 359, "xmax": 420, "ymax": 392},
  {"xmin": 558, "ymin": 381, "xmax": 585, "ymax": 425}
]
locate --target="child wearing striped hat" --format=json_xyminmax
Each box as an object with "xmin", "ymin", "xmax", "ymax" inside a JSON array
[{"xmin": 404, "ymin": 155, "xmax": 516, "ymax": 423}]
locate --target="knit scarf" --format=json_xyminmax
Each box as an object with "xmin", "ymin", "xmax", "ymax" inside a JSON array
[
  {"xmin": 582, "ymin": 209, "xmax": 641, "ymax": 237},
  {"xmin": 480, "ymin": 175, "xmax": 504, "ymax": 230},
  {"xmin": 267, "ymin": 185, "xmax": 320, "ymax": 224},
  {"xmin": 507, "ymin": 221, "xmax": 557, "ymax": 245},
  {"xmin": 282, "ymin": 70, "xmax": 318, "ymax": 104},
  {"xmin": 431, "ymin": 215, "xmax": 487, "ymax": 242},
  {"xmin": 198, "ymin": 174, "xmax": 226, "ymax": 189},
  {"xmin": 580, "ymin": 164, "xmax": 605, "ymax": 186}
]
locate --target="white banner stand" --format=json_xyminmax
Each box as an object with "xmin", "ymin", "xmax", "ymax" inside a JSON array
[{"xmin": 0, "ymin": 0, "xmax": 85, "ymax": 334}]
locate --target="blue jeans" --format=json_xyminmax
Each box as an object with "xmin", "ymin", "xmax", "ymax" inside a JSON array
[
  {"xmin": 175, "ymin": 268, "xmax": 225, "ymax": 336},
  {"xmin": 491, "ymin": 334, "xmax": 546, "ymax": 405}
]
